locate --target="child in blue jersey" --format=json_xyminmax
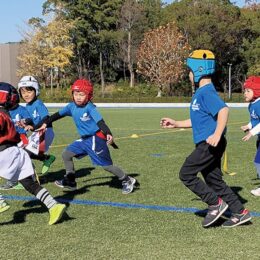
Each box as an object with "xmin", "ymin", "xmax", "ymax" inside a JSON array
[
  {"xmin": 241, "ymin": 76, "xmax": 260, "ymax": 196},
  {"xmin": 160, "ymin": 50, "xmax": 251, "ymax": 228},
  {"xmin": 17, "ymin": 76, "xmax": 56, "ymax": 175},
  {"xmin": 37, "ymin": 79, "xmax": 136, "ymax": 194}
]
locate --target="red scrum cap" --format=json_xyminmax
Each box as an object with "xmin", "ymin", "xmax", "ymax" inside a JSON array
[
  {"xmin": 71, "ymin": 79, "xmax": 93, "ymax": 102},
  {"xmin": 244, "ymin": 76, "xmax": 260, "ymax": 99}
]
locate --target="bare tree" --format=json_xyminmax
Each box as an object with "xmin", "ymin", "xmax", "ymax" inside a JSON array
[{"xmin": 137, "ymin": 22, "xmax": 190, "ymax": 97}]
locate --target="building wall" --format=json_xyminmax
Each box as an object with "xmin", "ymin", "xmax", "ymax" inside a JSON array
[{"xmin": 0, "ymin": 42, "xmax": 20, "ymax": 86}]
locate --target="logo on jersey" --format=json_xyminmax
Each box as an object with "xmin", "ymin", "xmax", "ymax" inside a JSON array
[
  {"xmin": 191, "ymin": 99, "xmax": 200, "ymax": 111},
  {"xmin": 251, "ymin": 109, "xmax": 259, "ymax": 120},
  {"xmin": 80, "ymin": 112, "xmax": 91, "ymax": 121},
  {"xmin": 13, "ymin": 114, "xmax": 21, "ymax": 122},
  {"xmin": 32, "ymin": 109, "xmax": 39, "ymax": 119}
]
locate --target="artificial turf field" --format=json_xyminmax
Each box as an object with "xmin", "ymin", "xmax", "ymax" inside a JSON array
[{"xmin": 1, "ymin": 107, "xmax": 260, "ymax": 259}]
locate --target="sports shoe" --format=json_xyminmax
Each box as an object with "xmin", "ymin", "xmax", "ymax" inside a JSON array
[
  {"xmin": 41, "ymin": 155, "xmax": 56, "ymax": 175},
  {"xmin": 0, "ymin": 200, "xmax": 10, "ymax": 213},
  {"xmin": 55, "ymin": 179, "xmax": 77, "ymax": 191},
  {"xmin": 0, "ymin": 180, "xmax": 24, "ymax": 190},
  {"xmin": 202, "ymin": 198, "xmax": 228, "ymax": 227},
  {"xmin": 48, "ymin": 203, "xmax": 66, "ymax": 225},
  {"xmin": 251, "ymin": 187, "xmax": 260, "ymax": 196},
  {"xmin": 122, "ymin": 176, "xmax": 136, "ymax": 194},
  {"xmin": 222, "ymin": 209, "xmax": 251, "ymax": 228}
]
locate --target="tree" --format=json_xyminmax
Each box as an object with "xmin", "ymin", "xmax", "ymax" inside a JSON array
[
  {"xmin": 137, "ymin": 22, "xmax": 190, "ymax": 97},
  {"xmin": 18, "ymin": 11, "xmax": 75, "ymax": 91},
  {"xmin": 161, "ymin": 0, "xmax": 250, "ymax": 91},
  {"xmin": 119, "ymin": 0, "xmax": 146, "ymax": 88}
]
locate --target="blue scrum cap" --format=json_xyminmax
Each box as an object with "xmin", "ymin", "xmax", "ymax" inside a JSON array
[{"xmin": 186, "ymin": 50, "xmax": 215, "ymax": 83}]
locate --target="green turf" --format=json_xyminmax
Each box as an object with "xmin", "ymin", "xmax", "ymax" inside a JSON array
[{"xmin": 1, "ymin": 107, "xmax": 260, "ymax": 259}]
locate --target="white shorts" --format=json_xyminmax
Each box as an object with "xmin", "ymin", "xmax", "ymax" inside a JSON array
[{"xmin": 0, "ymin": 146, "xmax": 34, "ymax": 181}]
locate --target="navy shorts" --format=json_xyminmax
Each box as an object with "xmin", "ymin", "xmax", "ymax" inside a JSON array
[{"xmin": 66, "ymin": 135, "xmax": 113, "ymax": 166}]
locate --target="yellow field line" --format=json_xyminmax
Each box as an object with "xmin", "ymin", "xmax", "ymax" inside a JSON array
[
  {"xmin": 50, "ymin": 121, "xmax": 248, "ymax": 149},
  {"xmin": 50, "ymin": 128, "xmax": 187, "ymax": 148}
]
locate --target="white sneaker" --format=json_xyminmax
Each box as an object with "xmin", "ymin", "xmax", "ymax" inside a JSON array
[{"xmin": 251, "ymin": 187, "xmax": 260, "ymax": 196}]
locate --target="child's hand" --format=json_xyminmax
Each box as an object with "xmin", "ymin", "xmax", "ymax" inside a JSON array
[
  {"xmin": 206, "ymin": 134, "xmax": 221, "ymax": 147},
  {"xmin": 160, "ymin": 118, "xmax": 177, "ymax": 128},
  {"xmin": 16, "ymin": 120, "xmax": 27, "ymax": 128},
  {"xmin": 241, "ymin": 125, "xmax": 249, "ymax": 132},
  {"xmin": 106, "ymin": 134, "xmax": 113, "ymax": 145},
  {"xmin": 24, "ymin": 125, "xmax": 34, "ymax": 131},
  {"xmin": 35, "ymin": 123, "xmax": 47, "ymax": 132},
  {"xmin": 242, "ymin": 132, "xmax": 252, "ymax": 141}
]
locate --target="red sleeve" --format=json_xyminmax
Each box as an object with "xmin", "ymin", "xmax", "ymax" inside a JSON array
[{"xmin": 0, "ymin": 114, "xmax": 6, "ymax": 132}]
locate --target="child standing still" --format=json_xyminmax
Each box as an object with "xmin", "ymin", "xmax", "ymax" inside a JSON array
[
  {"xmin": 18, "ymin": 76, "xmax": 56, "ymax": 175},
  {"xmin": 160, "ymin": 50, "xmax": 251, "ymax": 228},
  {"xmin": 241, "ymin": 76, "xmax": 260, "ymax": 196},
  {"xmin": 37, "ymin": 79, "xmax": 136, "ymax": 194},
  {"xmin": 0, "ymin": 82, "xmax": 66, "ymax": 224}
]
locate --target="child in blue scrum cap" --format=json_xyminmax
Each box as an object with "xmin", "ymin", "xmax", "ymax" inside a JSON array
[{"xmin": 160, "ymin": 50, "xmax": 251, "ymax": 228}]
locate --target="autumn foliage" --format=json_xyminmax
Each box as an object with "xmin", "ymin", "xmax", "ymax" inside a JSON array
[{"xmin": 137, "ymin": 22, "xmax": 190, "ymax": 96}]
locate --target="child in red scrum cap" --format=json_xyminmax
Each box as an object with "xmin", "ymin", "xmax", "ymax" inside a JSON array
[{"xmin": 241, "ymin": 76, "xmax": 260, "ymax": 196}]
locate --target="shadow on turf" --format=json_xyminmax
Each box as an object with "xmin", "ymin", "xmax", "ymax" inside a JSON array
[
  {"xmin": 40, "ymin": 167, "xmax": 140, "ymax": 194},
  {"xmin": 0, "ymin": 205, "xmax": 72, "ymax": 226}
]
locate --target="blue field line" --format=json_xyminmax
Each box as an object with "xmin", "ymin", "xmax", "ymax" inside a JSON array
[{"xmin": 4, "ymin": 195, "xmax": 260, "ymax": 217}]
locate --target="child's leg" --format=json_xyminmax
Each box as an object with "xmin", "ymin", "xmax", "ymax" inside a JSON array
[
  {"xmin": 0, "ymin": 193, "xmax": 10, "ymax": 213},
  {"xmin": 19, "ymin": 176, "xmax": 66, "ymax": 225},
  {"xmin": 254, "ymin": 145, "xmax": 260, "ymax": 179},
  {"xmin": 254, "ymin": 162, "xmax": 260, "ymax": 179},
  {"xmin": 54, "ymin": 150, "xmax": 77, "ymax": 191},
  {"xmin": 103, "ymin": 165, "xmax": 136, "ymax": 194}
]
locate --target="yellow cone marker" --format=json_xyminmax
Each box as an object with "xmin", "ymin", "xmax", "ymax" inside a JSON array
[{"xmin": 131, "ymin": 134, "xmax": 139, "ymax": 138}]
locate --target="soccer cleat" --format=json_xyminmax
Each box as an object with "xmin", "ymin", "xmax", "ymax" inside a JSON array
[
  {"xmin": 41, "ymin": 155, "xmax": 56, "ymax": 175},
  {"xmin": 222, "ymin": 209, "xmax": 251, "ymax": 228},
  {"xmin": 202, "ymin": 198, "xmax": 228, "ymax": 227},
  {"xmin": 0, "ymin": 180, "xmax": 24, "ymax": 190},
  {"xmin": 250, "ymin": 187, "xmax": 260, "ymax": 196},
  {"xmin": 0, "ymin": 200, "xmax": 10, "ymax": 213},
  {"xmin": 48, "ymin": 203, "xmax": 66, "ymax": 225},
  {"xmin": 55, "ymin": 179, "xmax": 77, "ymax": 191},
  {"xmin": 122, "ymin": 176, "xmax": 136, "ymax": 194}
]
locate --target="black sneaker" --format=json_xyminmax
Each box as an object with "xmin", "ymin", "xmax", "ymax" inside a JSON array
[
  {"xmin": 202, "ymin": 198, "xmax": 228, "ymax": 227},
  {"xmin": 122, "ymin": 176, "xmax": 136, "ymax": 194},
  {"xmin": 55, "ymin": 179, "xmax": 77, "ymax": 191},
  {"xmin": 222, "ymin": 209, "xmax": 251, "ymax": 228}
]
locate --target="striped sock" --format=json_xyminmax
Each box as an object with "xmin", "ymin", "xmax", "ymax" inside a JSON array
[{"xmin": 36, "ymin": 188, "xmax": 57, "ymax": 209}]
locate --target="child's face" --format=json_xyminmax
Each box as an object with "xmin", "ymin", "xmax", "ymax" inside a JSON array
[
  {"xmin": 243, "ymin": 88, "xmax": 254, "ymax": 102},
  {"xmin": 20, "ymin": 88, "xmax": 36, "ymax": 103},
  {"xmin": 73, "ymin": 91, "xmax": 87, "ymax": 106}
]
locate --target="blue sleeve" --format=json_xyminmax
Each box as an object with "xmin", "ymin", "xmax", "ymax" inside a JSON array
[
  {"xmin": 37, "ymin": 101, "xmax": 49, "ymax": 119},
  {"xmin": 203, "ymin": 91, "xmax": 227, "ymax": 117},
  {"xmin": 59, "ymin": 103, "xmax": 72, "ymax": 117},
  {"xmin": 88, "ymin": 103, "xmax": 103, "ymax": 122}
]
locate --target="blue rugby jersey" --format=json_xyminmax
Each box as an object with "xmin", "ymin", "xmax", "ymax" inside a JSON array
[
  {"xmin": 58, "ymin": 102, "xmax": 103, "ymax": 137},
  {"xmin": 248, "ymin": 98, "xmax": 260, "ymax": 136},
  {"xmin": 25, "ymin": 99, "xmax": 49, "ymax": 125},
  {"xmin": 190, "ymin": 83, "xmax": 227, "ymax": 144},
  {"xmin": 9, "ymin": 105, "xmax": 31, "ymax": 134}
]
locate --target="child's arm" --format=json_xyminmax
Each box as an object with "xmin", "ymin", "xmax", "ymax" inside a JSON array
[
  {"xmin": 97, "ymin": 119, "xmax": 118, "ymax": 148},
  {"xmin": 242, "ymin": 123, "xmax": 260, "ymax": 141},
  {"xmin": 35, "ymin": 112, "xmax": 64, "ymax": 131},
  {"xmin": 160, "ymin": 118, "xmax": 192, "ymax": 128},
  {"xmin": 241, "ymin": 122, "xmax": 252, "ymax": 132},
  {"xmin": 206, "ymin": 106, "xmax": 228, "ymax": 147}
]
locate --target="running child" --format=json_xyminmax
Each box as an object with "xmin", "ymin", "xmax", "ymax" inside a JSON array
[
  {"xmin": 241, "ymin": 76, "xmax": 260, "ymax": 196},
  {"xmin": 0, "ymin": 82, "xmax": 66, "ymax": 225},
  {"xmin": 160, "ymin": 50, "xmax": 251, "ymax": 228},
  {"xmin": 17, "ymin": 76, "xmax": 56, "ymax": 175},
  {"xmin": 37, "ymin": 79, "xmax": 136, "ymax": 194}
]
